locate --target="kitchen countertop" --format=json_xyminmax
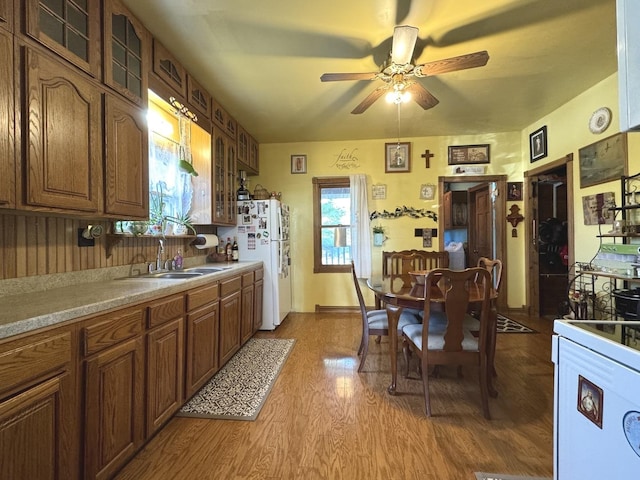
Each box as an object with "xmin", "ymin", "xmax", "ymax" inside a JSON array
[{"xmin": 0, "ymin": 261, "xmax": 262, "ymax": 340}]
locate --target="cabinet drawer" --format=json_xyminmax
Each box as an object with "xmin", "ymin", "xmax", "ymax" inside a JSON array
[
  {"xmin": 148, "ymin": 294, "xmax": 185, "ymax": 328},
  {"xmin": 242, "ymin": 271, "xmax": 254, "ymax": 287},
  {"xmin": 83, "ymin": 307, "xmax": 144, "ymax": 356},
  {"xmin": 255, "ymin": 268, "xmax": 264, "ymax": 281},
  {"xmin": 187, "ymin": 283, "xmax": 219, "ymax": 311},
  {"xmin": 220, "ymin": 276, "xmax": 242, "ymax": 297},
  {"xmin": 0, "ymin": 332, "xmax": 71, "ymax": 396}
]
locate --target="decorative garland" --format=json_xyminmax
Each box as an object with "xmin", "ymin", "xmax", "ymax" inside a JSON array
[{"xmin": 370, "ymin": 206, "xmax": 438, "ymax": 222}]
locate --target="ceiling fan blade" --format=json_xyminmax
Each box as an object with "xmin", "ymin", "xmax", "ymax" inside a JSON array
[
  {"xmin": 320, "ymin": 72, "xmax": 379, "ymax": 82},
  {"xmin": 391, "ymin": 25, "xmax": 418, "ymax": 65},
  {"xmin": 414, "ymin": 51, "xmax": 489, "ymax": 77},
  {"xmin": 351, "ymin": 86, "xmax": 388, "ymax": 114},
  {"xmin": 406, "ymin": 83, "xmax": 439, "ymax": 110}
]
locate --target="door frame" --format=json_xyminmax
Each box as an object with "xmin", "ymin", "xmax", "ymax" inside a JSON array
[
  {"xmin": 524, "ymin": 154, "xmax": 575, "ymax": 317},
  {"xmin": 438, "ymin": 175, "xmax": 507, "ymax": 311}
]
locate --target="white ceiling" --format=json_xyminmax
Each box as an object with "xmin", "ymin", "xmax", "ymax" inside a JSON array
[{"xmin": 121, "ymin": 0, "xmax": 618, "ymax": 144}]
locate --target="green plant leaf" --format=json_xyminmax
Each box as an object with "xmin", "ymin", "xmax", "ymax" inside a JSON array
[{"xmin": 179, "ymin": 159, "xmax": 199, "ymax": 177}]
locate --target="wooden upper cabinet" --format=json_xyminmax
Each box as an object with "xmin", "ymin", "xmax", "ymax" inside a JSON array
[
  {"xmin": 248, "ymin": 133, "xmax": 259, "ymax": 173},
  {"xmin": 103, "ymin": 0, "xmax": 150, "ymax": 106},
  {"xmin": 212, "ymin": 98, "xmax": 237, "ymax": 139},
  {"xmin": 24, "ymin": 0, "xmax": 101, "ymax": 77},
  {"xmin": 187, "ymin": 74, "xmax": 211, "ymax": 120},
  {"xmin": 152, "ymin": 38, "xmax": 187, "ymax": 97},
  {"xmin": 104, "ymin": 93, "xmax": 149, "ymax": 218},
  {"xmin": 0, "ymin": 0, "xmax": 13, "ymax": 32},
  {"xmin": 212, "ymin": 127, "xmax": 236, "ymax": 225},
  {"xmin": 0, "ymin": 29, "xmax": 14, "ymax": 208},
  {"xmin": 22, "ymin": 47, "xmax": 103, "ymax": 214}
]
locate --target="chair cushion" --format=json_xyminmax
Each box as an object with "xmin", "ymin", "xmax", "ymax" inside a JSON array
[
  {"xmin": 366, "ymin": 309, "xmax": 422, "ymax": 332},
  {"xmin": 402, "ymin": 321, "xmax": 479, "ymax": 352},
  {"xmin": 366, "ymin": 310, "xmax": 389, "ymax": 330}
]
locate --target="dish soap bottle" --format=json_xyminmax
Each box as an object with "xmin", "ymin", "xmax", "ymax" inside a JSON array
[{"xmin": 174, "ymin": 249, "xmax": 183, "ymax": 270}]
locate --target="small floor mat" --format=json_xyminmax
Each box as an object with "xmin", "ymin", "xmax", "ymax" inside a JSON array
[
  {"xmin": 497, "ymin": 314, "xmax": 536, "ymax": 333},
  {"xmin": 475, "ymin": 473, "xmax": 550, "ymax": 480},
  {"xmin": 177, "ymin": 338, "xmax": 295, "ymax": 421}
]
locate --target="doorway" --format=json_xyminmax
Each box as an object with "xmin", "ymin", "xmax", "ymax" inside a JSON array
[
  {"xmin": 524, "ymin": 155, "xmax": 575, "ymax": 318},
  {"xmin": 438, "ymin": 175, "xmax": 507, "ymax": 311}
]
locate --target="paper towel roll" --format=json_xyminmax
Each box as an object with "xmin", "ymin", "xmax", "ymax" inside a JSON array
[{"xmin": 192, "ymin": 234, "xmax": 219, "ymax": 249}]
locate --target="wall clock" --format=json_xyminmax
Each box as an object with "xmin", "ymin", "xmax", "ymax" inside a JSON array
[{"xmin": 589, "ymin": 107, "xmax": 612, "ymax": 134}]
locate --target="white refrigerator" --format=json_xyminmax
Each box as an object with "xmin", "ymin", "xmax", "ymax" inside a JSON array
[
  {"xmin": 552, "ymin": 320, "xmax": 640, "ymax": 479},
  {"xmin": 221, "ymin": 199, "xmax": 292, "ymax": 330}
]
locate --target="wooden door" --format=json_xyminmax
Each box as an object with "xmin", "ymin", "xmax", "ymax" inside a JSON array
[
  {"xmin": 23, "ymin": 48, "xmax": 102, "ymax": 213},
  {"xmin": 146, "ymin": 318, "xmax": 184, "ymax": 437},
  {"xmin": 104, "ymin": 94, "xmax": 148, "ymax": 218},
  {"xmin": 0, "ymin": 28, "xmax": 14, "ymax": 208},
  {"xmin": 85, "ymin": 337, "xmax": 144, "ymax": 480},
  {"xmin": 468, "ymin": 185, "xmax": 493, "ymax": 268},
  {"xmin": 185, "ymin": 302, "xmax": 219, "ymax": 398}
]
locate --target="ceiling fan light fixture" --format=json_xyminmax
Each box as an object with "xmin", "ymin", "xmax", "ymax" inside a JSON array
[
  {"xmin": 391, "ymin": 25, "xmax": 419, "ymax": 65},
  {"xmin": 385, "ymin": 89, "xmax": 411, "ymax": 104}
]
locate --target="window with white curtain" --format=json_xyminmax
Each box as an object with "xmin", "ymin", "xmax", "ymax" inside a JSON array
[{"xmin": 313, "ymin": 177, "xmax": 351, "ymax": 273}]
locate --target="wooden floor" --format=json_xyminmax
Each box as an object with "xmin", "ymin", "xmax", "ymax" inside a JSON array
[{"xmin": 115, "ymin": 311, "xmax": 555, "ymax": 480}]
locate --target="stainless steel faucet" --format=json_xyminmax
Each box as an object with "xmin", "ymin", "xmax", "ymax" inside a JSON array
[{"xmin": 156, "ymin": 239, "xmax": 164, "ymax": 271}]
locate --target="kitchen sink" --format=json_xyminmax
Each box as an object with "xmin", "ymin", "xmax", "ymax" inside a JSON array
[
  {"xmin": 155, "ymin": 272, "xmax": 205, "ymax": 279},
  {"xmin": 184, "ymin": 267, "xmax": 231, "ymax": 274}
]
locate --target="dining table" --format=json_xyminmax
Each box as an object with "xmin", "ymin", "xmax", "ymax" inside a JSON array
[{"xmin": 366, "ymin": 273, "xmax": 499, "ymax": 396}]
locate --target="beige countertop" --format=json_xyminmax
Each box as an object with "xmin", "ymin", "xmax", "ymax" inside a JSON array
[{"xmin": 0, "ymin": 261, "xmax": 262, "ymax": 340}]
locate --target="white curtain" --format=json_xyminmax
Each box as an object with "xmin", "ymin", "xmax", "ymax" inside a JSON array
[{"xmin": 350, "ymin": 174, "xmax": 371, "ymax": 278}]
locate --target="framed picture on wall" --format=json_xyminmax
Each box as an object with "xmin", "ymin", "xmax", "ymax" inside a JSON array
[
  {"xmin": 530, "ymin": 126, "xmax": 548, "ymax": 162},
  {"xmin": 291, "ymin": 154, "xmax": 307, "ymax": 174},
  {"xmin": 579, "ymin": 133, "xmax": 627, "ymax": 188},
  {"xmin": 385, "ymin": 142, "xmax": 411, "ymax": 173},
  {"xmin": 447, "ymin": 144, "xmax": 490, "ymax": 165}
]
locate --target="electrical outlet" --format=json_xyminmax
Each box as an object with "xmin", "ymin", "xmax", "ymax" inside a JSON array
[{"xmin": 77, "ymin": 228, "xmax": 95, "ymax": 247}]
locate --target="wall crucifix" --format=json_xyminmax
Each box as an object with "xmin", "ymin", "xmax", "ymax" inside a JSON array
[{"xmin": 421, "ymin": 149, "xmax": 434, "ymax": 168}]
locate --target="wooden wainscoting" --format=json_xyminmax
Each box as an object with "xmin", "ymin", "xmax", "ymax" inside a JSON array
[{"xmin": 0, "ymin": 213, "xmax": 207, "ymax": 280}]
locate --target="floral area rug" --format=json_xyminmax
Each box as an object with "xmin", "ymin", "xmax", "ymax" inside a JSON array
[{"xmin": 177, "ymin": 338, "xmax": 295, "ymax": 421}]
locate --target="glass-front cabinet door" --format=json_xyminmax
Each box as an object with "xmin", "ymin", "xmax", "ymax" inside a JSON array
[
  {"xmin": 103, "ymin": 0, "xmax": 149, "ymax": 106},
  {"xmin": 25, "ymin": 0, "xmax": 101, "ymax": 76}
]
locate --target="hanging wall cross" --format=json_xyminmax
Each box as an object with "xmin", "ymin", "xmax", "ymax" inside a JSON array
[{"xmin": 421, "ymin": 149, "xmax": 434, "ymax": 168}]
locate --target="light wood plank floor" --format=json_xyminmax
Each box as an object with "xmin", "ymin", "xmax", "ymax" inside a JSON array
[{"xmin": 115, "ymin": 312, "xmax": 555, "ymax": 480}]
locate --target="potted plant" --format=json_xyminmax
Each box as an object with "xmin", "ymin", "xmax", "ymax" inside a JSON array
[
  {"xmin": 165, "ymin": 212, "xmax": 196, "ymax": 236},
  {"xmin": 373, "ymin": 225, "xmax": 386, "ymax": 246}
]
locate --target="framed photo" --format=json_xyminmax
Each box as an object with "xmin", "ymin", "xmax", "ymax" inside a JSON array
[
  {"xmin": 582, "ymin": 192, "xmax": 615, "ymax": 225},
  {"xmin": 507, "ymin": 182, "xmax": 523, "ymax": 201},
  {"xmin": 291, "ymin": 154, "xmax": 307, "ymax": 174},
  {"xmin": 420, "ymin": 184, "xmax": 436, "ymax": 200},
  {"xmin": 577, "ymin": 375, "xmax": 603, "ymax": 428},
  {"xmin": 372, "ymin": 184, "xmax": 387, "ymax": 200},
  {"xmin": 579, "ymin": 132, "xmax": 627, "ymax": 188},
  {"xmin": 447, "ymin": 144, "xmax": 490, "ymax": 165},
  {"xmin": 385, "ymin": 142, "xmax": 411, "ymax": 173},
  {"xmin": 530, "ymin": 126, "xmax": 548, "ymax": 162}
]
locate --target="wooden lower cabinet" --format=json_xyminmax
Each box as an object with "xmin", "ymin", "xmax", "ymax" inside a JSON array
[
  {"xmin": 186, "ymin": 302, "xmax": 219, "ymax": 398},
  {"xmin": 146, "ymin": 318, "xmax": 184, "ymax": 437},
  {"xmin": 240, "ymin": 271, "xmax": 255, "ymax": 344},
  {"xmin": 0, "ymin": 328, "xmax": 78, "ymax": 480},
  {"xmin": 219, "ymin": 276, "xmax": 242, "ymax": 365},
  {"xmin": 83, "ymin": 306, "xmax": 145, "ymax": 480},
  {"xmin": 253, "ymin": 269, "xmax": 264, "ymax": 333}
]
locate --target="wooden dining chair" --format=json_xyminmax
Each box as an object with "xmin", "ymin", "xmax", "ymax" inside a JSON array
[
  {"xmin": 383, "ymin": 250, "xmax": 450, "ymax": 288},
  {"xmin": 401, "ymin": 267, "xmax": 493, "ymax": 419},
  {"xmin": 477, "ymin": 257, "xmax": 503, "ymax": 293},
  {"xmin": 350, "ymin": 261, "xmax": 420, "ymax": 372}
]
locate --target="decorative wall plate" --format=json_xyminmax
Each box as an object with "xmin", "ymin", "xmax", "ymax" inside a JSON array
[{"xmin": 589, "ymin": 107, "xmax": 612, "ymax": 134}]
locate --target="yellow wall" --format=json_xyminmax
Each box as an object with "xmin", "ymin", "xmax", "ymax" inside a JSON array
[
  {"xmin": 256, "ymin": 73, "xmax": 640, "ymax": 314},
  {"xmin": 256, "ymin": 132, "xmax": 521, "ymax": 312}
]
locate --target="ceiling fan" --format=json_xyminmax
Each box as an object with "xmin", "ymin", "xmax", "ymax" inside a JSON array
[{"xmin": 320, "ymin": 25, "xmax": 489, "ymax": 114}]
